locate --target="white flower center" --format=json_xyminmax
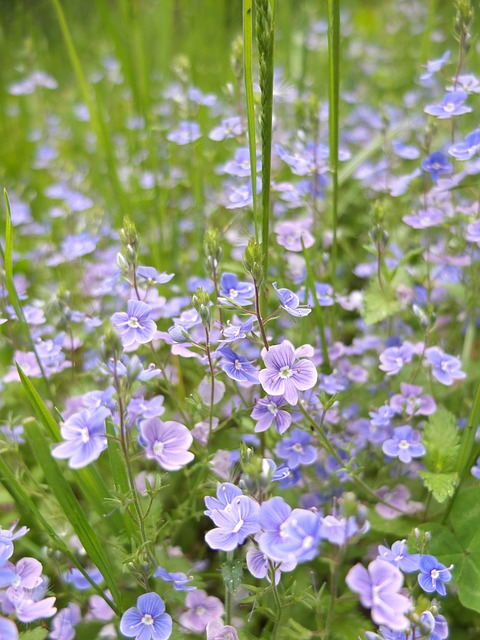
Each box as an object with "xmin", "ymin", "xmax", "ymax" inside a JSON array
[
  {"xmin": 440, "ymin": 361, "xmax": 448, "ymax": 371},
  {"xmin": 195, "ymin": 606, "xmax": 206, "ymax": 616},
  {"xmin": 141, "ymin": 614, "xmax": 154, "ymax": 625},
  {"xmin": 229, "ymin": 288, "xmax": 238, "ymax": 298},
  {"xmin": 292, "ymin": 443, "xmax": 303, "ymax": 453},
  {"xmin": 444, "ymin": 102, "xmax": 455, "ymax": 113},
  {"xmin": 399, "ymin": 440, "xmax": 409, "ymax": 449},
  {"xmin": 127, "ymin": 316, "xmax": 140, "ymax": 328},
  {"xmin": 268, "ymin": 402, "xmax": 279, "ymax": 416},
  {"xmin": 279, "ymin": 365, "xmax": 293, "ymax": 379},
  {"xmin": 234, "ymin": 359, "xmax": 243, "ymax": 370},
  {"xmin": 233, "ymin": 518, "xmax": 244, "ymax": 533},
  {"xmin": 80, "ymin": 427, "xmax": 90, "ymax": 443},
  {"xmin": 431, "ymin": 569, "xmax": 440, "ymax": 580},
  {"xmin": 153, "ymin": 441, "xmax": 164, "ymax": 455}
]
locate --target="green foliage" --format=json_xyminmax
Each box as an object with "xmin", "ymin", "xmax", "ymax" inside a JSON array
[
  {"xmin": 222, "ymin": 557, "xmax": 244, "ymax": 594},
  {"xmin": 423, "ymin": 406, "xmax": 460, "ymax": 472},
  {"xmin": 418, "ymin": 471, "xmax": 458, "ymax": 503},
  {"xmin": 20, "ymin": 629, "xmax": 49, "ymax": 640},
  {"xmin": 362, "ymin": 278, "xmax": 402, "ymax": 326},
  {"xmin": 418, "ymin": 487, "xmax": 480, "ymax": 613}
]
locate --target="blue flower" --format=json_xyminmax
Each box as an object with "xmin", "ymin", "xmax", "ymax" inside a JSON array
[
  {"xmin": 120, "ymin": 593, "xmax": 172, "ymax": 640},
  {"xmin": 219, "ymin": 273, "xmax": 254, "ymax": 306},
  {"xmin": 216, "ymin": 346, "xmax": 259, "ymax": 383},
  {"xmin": 421, "ymin": 151, "xmax": 453, "ymax": 182},
  {"xmin": 449, "ymin": 128, "xmax": 480, "ymax": 160},
  {"xmin": 52, "ymin": 407, "xmax": 110, "ymax": 469},
  {"xmin": 153, "ymin": 567, "xmax": 195, "ymax": 591},
  {"xmin": 272, "ymin": 282, "xmax": 311, "ymax": 317},
  {"xmin": 111, "ymin": 300, "xmax": 157, "ymax": 348},
  {"xmin": 275, "ymin": 428, "xmax": 317, "ymax": 469},
  {"xmin": 424, "ymin": 90, "xmax": 472, "ymax": 119},
  {"xmin": 425, "ymin": 347, "xmax": 466, "ymax": 385},
  {"xmin": 377, "ymin": 540, "xmax": 420, "ymax": 573},
  {"xmin": 418, "ymin": 555, "xmax": 453, "ymax": 596},
  {"xmin": 205, "ymin": 495, "xmax": 260, "ymax": 551},
  {"xmin": 251, "ymin": 395, "xmax": 292, "ymax": 434},
  {"xmin": 382, "ymin": 426, "xmax": 426, "ymax": 464}
]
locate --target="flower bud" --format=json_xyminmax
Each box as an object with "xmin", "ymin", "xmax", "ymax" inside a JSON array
[
  {"xmin": 242, "ymin": 238, "xmax": 264, "ymax": 285},
  {"xmin": 192, "ymin": 287, "xmax": 212, "ymax": 329}
]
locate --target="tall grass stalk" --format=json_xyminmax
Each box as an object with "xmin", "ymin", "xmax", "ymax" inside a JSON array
[
  {"xmin": 51, "ymin": 0, "xmax": 128, "ymax": 221},
  {"xmin": 255, "ymin": 0, "xmax": 276, "ymax": 280},
  {"xmin": 243, "ymin": 0, "xmax": 259, "ymax": 240},
  {"xmin": 327, "ymin": 0, "xmax": 340, "ymax": 283}
]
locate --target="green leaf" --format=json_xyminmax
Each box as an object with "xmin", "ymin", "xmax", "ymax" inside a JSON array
[
  {"xmin": 423, "ymin": 406, "xmax": 459, "ymax": 473},
  {"xmin": 418, "ymin": 487, "xmax": 480, "ymax": 613},
  {"xmin": 418, "ymin": 470, "xmax": 458, "ymax": 502},
  {"xmin": 362, "ymin": 279, "xmax": 402, "ymax": 326},
  {"xmin": 221, "ymin": 557, "xmax": 244, "ymax": 594},
  {"xmin": 26, "ymin": 421, "xmax": 123, "ymax": 610},
  {"xmin": 20, "ymin": 629, "xmax": 49, "ymax": 640},
  {"xmin": 16, "ymin": 364, "xmax": 61, "ymax": 441}
]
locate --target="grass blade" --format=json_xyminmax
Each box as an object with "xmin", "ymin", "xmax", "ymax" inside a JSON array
[
  {"xmin": 0, "ymin": 455, "xmax": 120, "ymax": 615},
  {"xmin": 327, "ymin": 0, "xmax": 340, "ymax": 282},
  {"xmin": 26, "ymin": 420, "xmax": 122, "ymax": 609}
]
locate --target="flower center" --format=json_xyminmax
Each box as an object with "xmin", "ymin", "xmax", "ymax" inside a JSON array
[
  {"xmin": 292, "ymin": 443, "xmax": 304, "ymax": 453},
  {"xmin": 398, "ymin": 440, "xmax": 409, "ymax": 449},
  {"xmin": 142, "ymin": 613, "xmax": 154, "ymax": 625},
  {"xmin": 234, "ymin": 359, "xmax": 243, "ymax": 370},
  {"xmin": 268, "ymin": 402, "xmax": 279, "ymax": 416},
  {"xmin": 195, "ymin": 606, "xmax": 206, "ymax": 616},
  {"xmin": 153, "ymin": 441, "xmax": 164, "ymax": 455},
  {"xmin": 233, "ymin": 518, "xmax": 245, "ymax": 533},
  {"xmin": 80, "ymin": 427, "xmax": 90, "ymax": 443},
  {"xmin": 127, "ymin": 316, "xmax": 140, "ymax": 328},
  {"xmin": 229, "ymin": 288, "xmax": 238, "ymax": 298},
  {"xmin": 444, "ymin": 102, "xmax": 455, "ymax": 113},
  {"xmin": 279, "ymin": 366, "xmax": 293, "ymax": 379},
  {"xmin": 430, "ymin": 569, "xmax": 440, "ymax": 580},
  {"xmin": 440, "ymin": 361, "xmax": 448, "ymax": 371}
]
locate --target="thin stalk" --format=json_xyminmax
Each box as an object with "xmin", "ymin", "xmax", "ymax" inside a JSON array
[
  {"xmin": 243, "ymin": 0, "xmax": 259, "ymax": 239},
  {"xmin": 204, "ymin": 325, "xmax": 216, "ymax": 439},
  {"xmin": 324, "ymin": 546, "xmax": 344, "ymax": 640},
  {"xmin": 50, "ymin": 0, "xmax": 128, "ymax": 220},
  {"xmin": 327, "ymin": 0, "xmax": 340, "ymax": 282},
  {"xmin": 255, "ymin": 0, "xmax": 276, "ymax": 279},
  {"xmin": 270, "ymin": 564, "xmax": 283, "ymax": 640},
  {"xmin": 225, "ymin": 550, "xmax": 234, "ymax": 625},
  {"xmin": 301, "ymin": 239, "xmax": 330, "ymax": 371},
  {"xmin": 456, "ymin": 378, "xmax": 480, "ymax": 484},
  {"xmin": 254, "ymin": 280, "xmax": 270, "ymax": 350}
]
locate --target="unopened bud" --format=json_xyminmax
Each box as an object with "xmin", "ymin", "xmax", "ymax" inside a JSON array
[
  {"xmin": 192, "ymin": 287, "xmax": 211, "ymax": 329},
  {"xmin": 204, "ymin": 228, "xmax": 222, "ymax": 273},
  {"xmin": 242, "ymin": 238, "xmax": 264, "ymax": 285}
]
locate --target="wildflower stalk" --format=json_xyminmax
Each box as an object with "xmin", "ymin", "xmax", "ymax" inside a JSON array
[
  {"xmin": 301, "ymin": 238, "xmax": 330, "ymax": 372},
  {"xmin": 255, "ymin": 0, "xmax": 276, "ymax": 279},
  {"xmin": 327, "ymin": 0, "xmax": 340, "ymax": 283},
  {"xmin": 269, "ymin": 563, "xmax": 283, "ymax": 640},
  {"xmin": 50, "ymin": 0, "xmax": 128, "ymax": 221},
  {"xmin": 225, "ymin": 550, "xmax": 234, "ymax": 625},
  {"xmin": 243, "ymin": 0, "xmax": 259, "ymax": 239},
  {"xmin": 254, "ymin": 280, "xmax": 270, "ymax": 351},
  {"xmin": 324, "ymin": 545, "xmax": 344, "ymax": 640},
  {"xmin": 455, "ymin": 378, "xmax": 480, "ymax": 484}
]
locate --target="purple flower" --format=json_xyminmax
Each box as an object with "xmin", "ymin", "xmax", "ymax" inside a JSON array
[
  {"xmin": 204, "ymin": 483, "xmax": 243, "ymax": 517},
  {"xmin": 377, "ymin": 540, "xmax": 420, "ymax": 573},
  {"xmin": 111, "ymin": 300, "xmax": 157, "ymax": 348},
  {"xmin": 120, "ymin": 593, "xmax": 172, "ymax": 640},
  {"xmin": 274, "ymin": 219, "xmax": 315, "ymax": 252},
  {"xmin": 471, "ymin": 456, "xmax": 480, "ymax": 479},
  {"xmin": 389, "ymin": 383, "xmax": 436, "ymax": 416},
  {"xmin": 0, "ymin": 557, "xmax": 43, "ymax": 590},
  {"xmin": 209, "ymin": 116, "xmax": 244, "ymax": 141},
  {"xmin": 205, "ymin": 495, "xmax": 260, "ymax": 551},
  {"xmin": 63, "ymin": 566, "xmax": 104, "ymax": 590},
  {"xmin": 466, "ymin": 219, "xmax": 480, "ymax": 244},
  {"xmin": 50, "ymin": 603, "xmax": 82, "ymax": 640},
  {"xmin": 424, "ymin": 90, "xmax": 472, "ymax": 119},
  {"xmin": 167, "ymin": 121, "xmax": 201, "ymax": 145},
  {"xmin": 379, "ymin": 343, "xmax": 414, "ymax": 376},
  {"xmin": 272, "ymin": 282, "xmax": 311, "ymax": 317},
  {"xmin": 403, "ymin": 205, "xmax": 446, "ymax": 228},
  {"xmin": 52, "ymin": 407, "xmax": 110, "ymax": 469},
  {"xmin": 425, "ymin": 347, "xmax": 466, "ymax": 385},
  {"xmin": 179, "ymin": 590, "xmax": 224, "ymax": 633},
  {"xmin": 346, "ymin": 559, "xmax": 411, "ymax": 631},
  {"xmin": 219, "ymin": 316, "xmax": 255, "ymax": 343},
  {"xmin": 275, "ymin": 428, "xmax": 317, "ymax": 469},
  {"xmin": 449, "ymin": 128, "xmax": 480, "ymax": 160},
  {"xmin": 418, "ymin": 555, "xmax": 453, "ymax": 596},
  {"xmin": 259, "ymin": 342, "xmax": 317, "ymax": 405},
  {"xmin": 138, "ymin": 418, "xmax": 194, "ymax": 471},
  {"xmin": 251, "ymin": 396, "xmax": 292, "ymax": 434},
  {"xmin": 382, "ymin": 426, "xmax": 426, "ymax": 464},
  {"xmin": 279, "ymin": 508, "xmax": 322, "ymax": 563},
  {"xmin": 0, "ymin": 617, "xmax": 18, "ymax": 640},
  {"xmin": 246, "ymin": 546, "xmax": 295, "ymax": 584},
  {"xmin": 136, "ymin": 266, "xmax": 174, "ymax": 285},
  {"xmin": 219, "ymin": 273, "xmax": 254, "ymax": 306},
  {"xmin": 320, "ymin": 515, "xmax": 368, "ymax": 546},
  {"xmin": 258, "ymin": 497, "xmax": 294, "ymax": 563},
  {"xmin": 222, "ymin": 147, "xmax": 261, "ymax": 177},
  {"xmin": 153, "ymin": 567, "xmax": 195, "ymax": 591},
  {"xmin": 206, "ymin": 619, "xmax": 239, "ymax": 640},
  {"xmin": 217, "ymin": 346, "xmax": 259, "ymax": 384},
  {"xmin": 421, "ymin": 151, "xmax": 453, "ymax": 182}
]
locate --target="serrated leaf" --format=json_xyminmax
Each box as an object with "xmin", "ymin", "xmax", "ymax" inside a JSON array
[
  {"xmin": 362, "ymin": 280, "xmax": 402, "ymax": 326},
  {"xmin": 418, "ymin": 471, "xmax": 458, "ymax": 502},
  {"xmin": 423, "ymin": 406, "xmax": 460, "ymax": 472},
  {"xmin": 221, "ymin": 558, "xmax": 244, "ymax": 594}
]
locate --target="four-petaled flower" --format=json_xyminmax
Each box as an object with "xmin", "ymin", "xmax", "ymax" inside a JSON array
[
  {"xmin": 259, "ymin": 342, "xmax": 317, "ymax": 405},
  {"xmin": 346, "ymin": 559, "xmax": 411, "ymax": 631},
  {"xmin": 219, "ymin": 273, "xmax": 254, "ymax": 306},
  {"xmin": 52, "ymin": 406, "xmax": 110, "ymax": 469},
  {"xmin": 111, "ymin": 300, "xmax": 157, "ymax": 347},
  {"xmin": 217, "ymin": 346, "xmax": 259, "ymax": 383},
  {"xmin": 421, "ymin": 151, "xmax": 452, "ymax": 182},
  {"xmin": 382, "ymin": 426, "xmax": 426, "ymax": 464},
  {"xmin": 273, "ymin": 282, "xmax": 311, "ymax": 317},
  {"xmin": 139, "ymin": 418, "xmax": 194, "ymax": 471},
  {"xmin": 418, "ymin": 555, "xmax": 453, "ymax": 596},
  {"xmin": 425, "ymin": 347, "xmax": 466, "ymax": 385},
  {"xmin": 424, "ymin": 90, "xmax": 471, "ymax": 119},
  {"xmin": 120, "ymin": 593, "xmax": 172, "ymax": 640},
  {"xmin": 205, "ymin": 495, "xmax": 260, "ymax": 551},
  {"xmin": 251, "ymin": 395, "xmax": 292, "ymax": 434}
]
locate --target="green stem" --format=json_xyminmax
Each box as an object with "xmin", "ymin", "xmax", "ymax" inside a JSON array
[
  {"xmin": 255, "ymin": 280, "xmax": 270, "ymax": 350},
  {"xmin": 270, "ymin": 564, "xmax": 283, "ymax": 640},
  {"xmin": 325, "ymin": 547, "xmax": 344, "ymax": 640},
  {"xmin": 243, "ymin": 0, "xmax": 259, "ymax": 239},
  {"xmin": 327, "ymin": 0, "xmax": 340, "ymax": 283},
  {"xmin": 456, "ymin": 378, "xmax": 480, "ymax": 484}
]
